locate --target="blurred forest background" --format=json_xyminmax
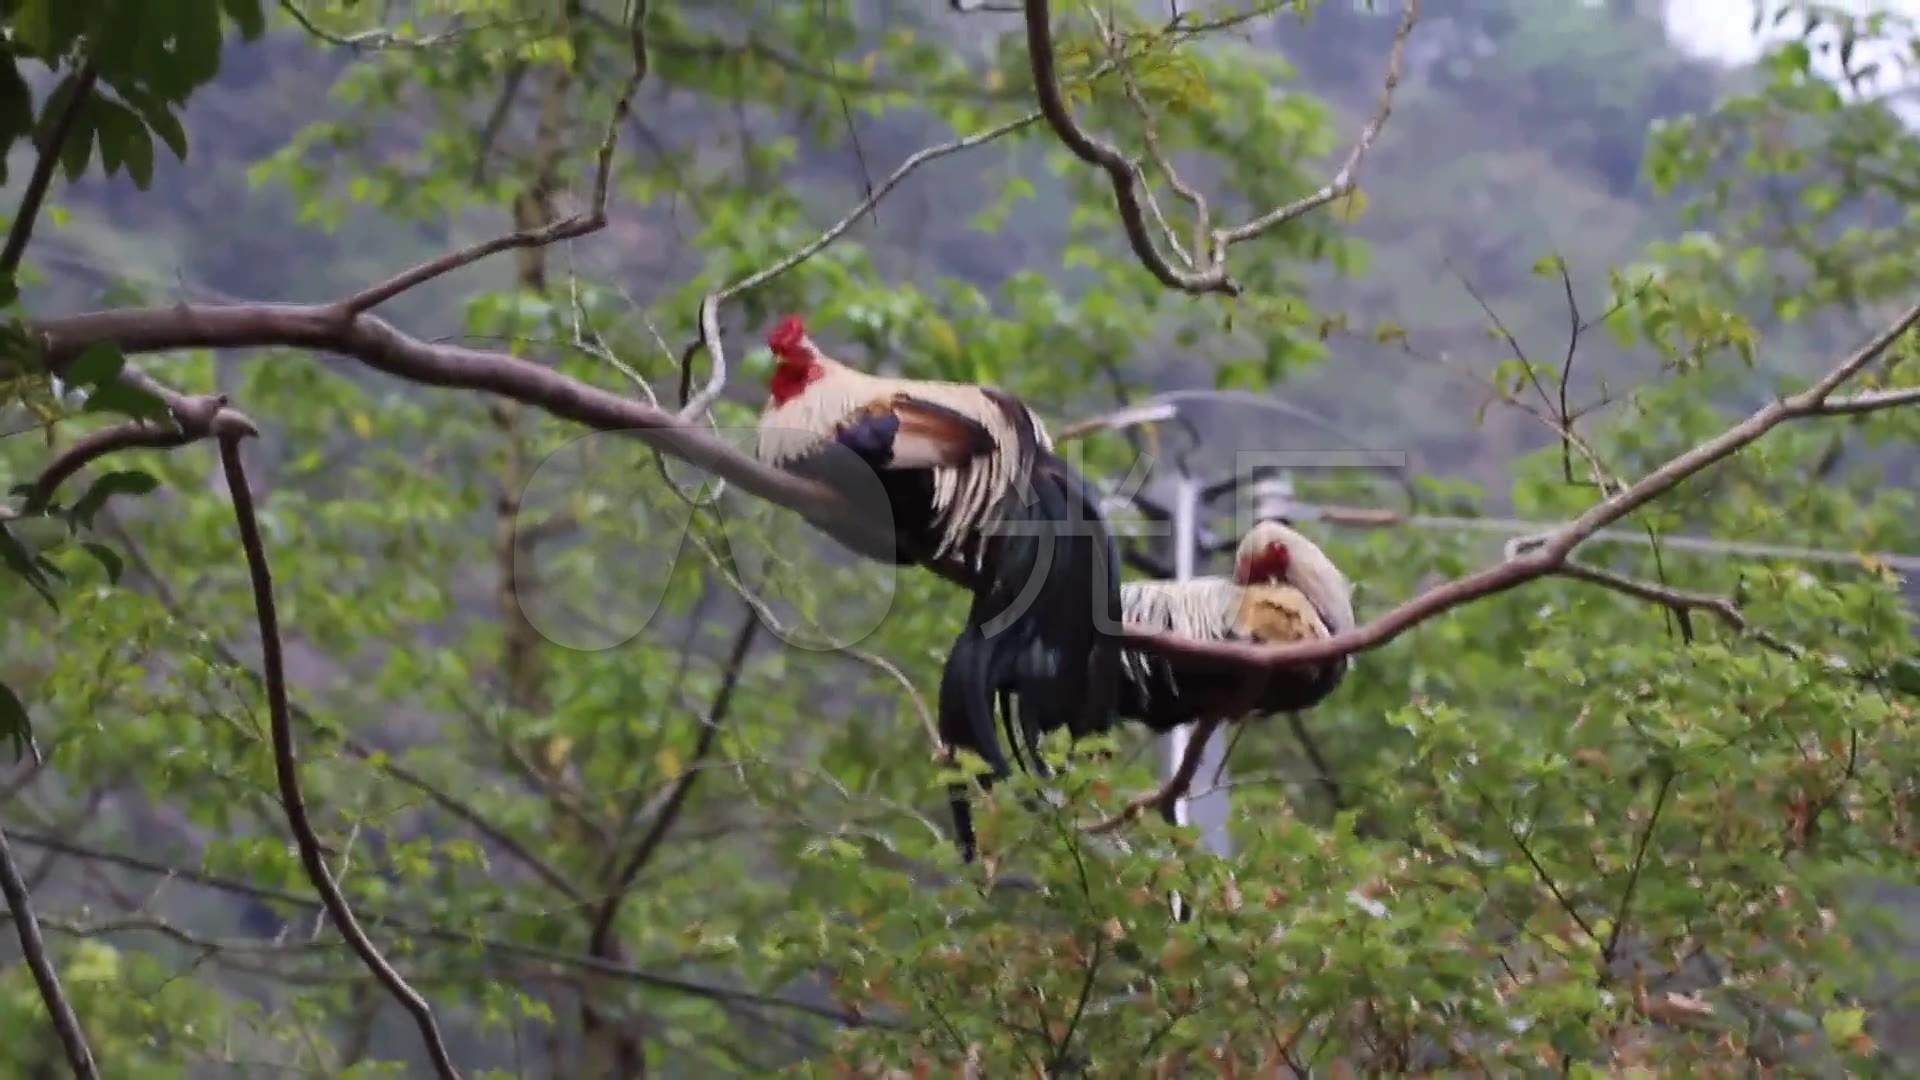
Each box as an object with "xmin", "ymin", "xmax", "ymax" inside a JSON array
[{"xmin": 4, "ymin": 0, "xmax": 1920, "ymax": 1075}]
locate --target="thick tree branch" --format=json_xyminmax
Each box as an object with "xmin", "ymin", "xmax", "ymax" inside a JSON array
[
  {"xmin": 1021, "ymin": 0, "xmax": 1417, "ymax": 296},
  {"xmin": 0, "ymin": 821, "xmax": 97, "ymax": 1078},
  {"xmin": 31, "ymin": 301, "xmax": 968, "ymax": 585},
  {"xmin": 1, "ymin": 60, "xmax": 98, "ymax": 280},
  {"xmin": 25, "ymin": 391, "xmax": 248, "ymax": 513},
  {"xmin": 216, "ymin": 426, "xmax": 462, "ymax": 1080}
]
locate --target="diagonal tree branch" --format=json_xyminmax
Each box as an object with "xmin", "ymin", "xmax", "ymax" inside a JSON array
[
  {"xmin": 1121, "ymin": 297, "xmax": 1920, "ymax": 672},
  {"xmin": 337, "ymin": 2, "xmax": 648, "ymax": 315},
  {"xmin": 1021, "ymin": 0, "xmax": 1418, "ymax": 296},
  {"xmin": 1123, "ymin": 299, "xmax": 1920, "ymax": 816},
  {"xmin": 1, "ymin": 60, "xmax": 99, "ymax": 280},
  {"xmin": 1808, "ymin": 384, "xmax": 1920, "ymax": 414},
  {"xmin": 216, "ymin": 423, "xmax": 462, "ymax": 1080},
  {"xmin": 0, "ymin": 820, "xmax": 97, "ymax": 1079},
  {"xmin": 30, "ymin": 301, "xmax": 965, "ymax": 585},
  {"xmin": 675, "ymin": 109, "xmax": 1044, "ymax": 419},
  {"xmin": 586, "ymin": 607, "xmax": 759, "ymax": 986}
]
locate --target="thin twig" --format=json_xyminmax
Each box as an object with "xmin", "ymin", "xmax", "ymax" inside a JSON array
[
  {"xmin": 278, "ymin": 0, "xmax": 529, "ymax": 52},
  {"xmin": 677, "ymin": 109, "xmax": 1044, "ymax": 419},
  {"xmin": 587, "ymin": 608, "xmax": 758, "ymax": 958},
  {"xmin": 1, "ymin": 60, "xmax": 98, "ymax": 279},
  {"xmin": 216, "ymin": 426, "xmax": 463, "ymax": 1079},
  {"xmin": 1604, "ymin": 766, "xmax": 1675, "ymax": 962},
  {"xmin": 1809, "ymin": 384, "xmax": 1920, "ymax": 414},
  {"xmin": 336, "ymin": 2, "xmax": 648, "ymax": 315},
  {"xmin": 1082, "ymin": 716, "xmax": 1221, "ymax": 834},
  {"xmin": 6, "ymin": 828, "xmax": 894, "ymax": 1027},
  {"xmin": 0, "ymin": 821, "xmax": 97, "ymax": 1078},
  {"xmin": 1022, "ymin": 0, "xmax": 1418, "ymax": 295}
]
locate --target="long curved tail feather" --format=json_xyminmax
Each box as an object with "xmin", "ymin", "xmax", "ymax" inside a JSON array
[{"xmin": 935, "ymin": 447, "xmax": 1125, "ymax": 862}]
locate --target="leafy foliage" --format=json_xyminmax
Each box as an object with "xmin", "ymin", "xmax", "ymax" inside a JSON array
[{"xmin": 0, "ymin": 0, "xmax": 1917, "ymax": 1075}]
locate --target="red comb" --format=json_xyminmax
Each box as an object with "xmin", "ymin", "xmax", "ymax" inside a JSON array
[{"xmin": 767, "ymin": 315, "xmax": 806, "ymax": 351}]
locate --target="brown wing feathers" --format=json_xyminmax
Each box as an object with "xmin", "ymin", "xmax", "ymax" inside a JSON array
[{"xmin": 848, "ymin": 394, "xmax": 998, "ymax": 469}]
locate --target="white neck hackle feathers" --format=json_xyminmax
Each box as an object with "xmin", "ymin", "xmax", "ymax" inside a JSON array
[
  {"xmin": 1118, "ymin": 520, "xmax": 1355, "ymax": 693},
  {"xmin": 757, "ymin": 347, "xmax": 1050, "ymax": 565}
]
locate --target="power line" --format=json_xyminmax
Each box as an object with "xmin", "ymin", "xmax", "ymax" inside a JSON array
[{"xmin": 1298, "ymin": 504, "xmax": 1920, "ymax": 574}]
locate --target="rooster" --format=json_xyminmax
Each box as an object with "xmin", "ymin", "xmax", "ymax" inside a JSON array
[
  {"xmin": 1118, "ymin": 518, "xmax": 1355, "ymax": 732},
  {"xmin": 755, "ymin": 315, "xmax": 1124, "ymax": 863}
]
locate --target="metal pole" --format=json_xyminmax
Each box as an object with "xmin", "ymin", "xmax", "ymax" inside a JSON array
[{"xmin": 1159, "ymin": 472, "xmax": 1234, "ymax": 858}]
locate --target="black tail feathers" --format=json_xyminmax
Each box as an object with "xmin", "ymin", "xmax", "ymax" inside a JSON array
[{"xmin": 935, "ymin": 449, "xmax": 1125, "ymax": 862}]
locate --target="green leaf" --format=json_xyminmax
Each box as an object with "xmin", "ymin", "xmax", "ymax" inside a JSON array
[
  {"xmin": 71, "ymin": 469, "xmax": 161, "ymax": 528},
  {"xmin": 0, "ymin": 525, "xmax": 57, "ymax": 609},
  {"xmin": 122, "ymin": 120, "xmax": 155, "ymax": 189},
  {"xmin": 1822, "ymin": 1006, "xmax": 1864, "ymax": 1044},
  {"xmin": 93, "ymin": 100, "xmax": 157, "ymax": 189},
  {"xmin": 0, "ymin": 680, "xmax": 30, "ymax": 762},
  {"xmin": 80, "ymin": 541, "xmax": 124, "ymax": 584},
  {"xmin": 66, "ymin": 343, "xmax": 126, "ymax": 388},
  {"xmin": 81, "ymin": 379, "xmax": 171, "ymax": 422},
  {"xmin": 13, "ymin": 0, "xmax": 53, "ymax": 56},
  {"xmin": 57, "ymin": 100, "xmax": 94, "ymax": 183}
]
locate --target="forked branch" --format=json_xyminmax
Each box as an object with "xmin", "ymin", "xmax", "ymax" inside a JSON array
[
  {"xmin": 1023, "ymin": 0, "xmax": 1419, "ymax": 296},
  {"xmin": 216, "ymin": 424, "xmax": 462, "ymax": 1080},
  {"xmin": 338, "ymin": 1, "xmax": 649, "ymax": 315}
]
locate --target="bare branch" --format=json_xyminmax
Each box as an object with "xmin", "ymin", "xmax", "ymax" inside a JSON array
[
  {"xmin": 1022, "ymin": 0, "xmax": 1418, "ymax": 296},
  {"xmin": 1807, "ymin": 384, "xmax": 1920, "ymax": 415},
  {"xmin": 1553, "ymin": 561, "xmax": 1762, "ymax": 642},
  {"xmin": 0, "ymin": 822, "xmax": 97, "ymax": 1078},
  {"xmin": 677, "ymin": 109, "xmax": 1044, "ymax": 419},
  {"xmin": 1081, "ymin": 716, "xmax": 1221, "ymax": 834},
  {"xmin": 1120, "ymin": 297, "xmax": 1920, "ymax": 670},
  {"xmin": 336, "ymin": 2, "xmax": 648, "ymax": 315},
  {"xmin": 216, "ymin": 426, "xmax": 462, "ymax": 1080},
  {"xmin": 31, "ymin": 302, "xmax": 944, "ymax": 583},
  {"xmin": 588, "ymin": 608, "xmax": 758, "ymax": 965},
  {"xmin": 278, "ymin": 0, "xmax": 532, "ymax": 52},
  {"xmin": 25, "ymin": 391, "xmax": 246, "ymax": 513},
  {"xmin": 1, "ymin": 60, "xmax": 98, "ymax": 280}
]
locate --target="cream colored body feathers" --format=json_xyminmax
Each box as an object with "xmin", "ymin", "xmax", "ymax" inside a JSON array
[
  {"xmin": 1119, "ymin": 520, "xmax": 1354, "ymax": 702},
  {"xmin": 1118, "ymin": 577, "xmax": 1330, "ymax": 688},
  {"xmin": 756, "ymin": 362, "xmax": 1050, "ymax": 563}
]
